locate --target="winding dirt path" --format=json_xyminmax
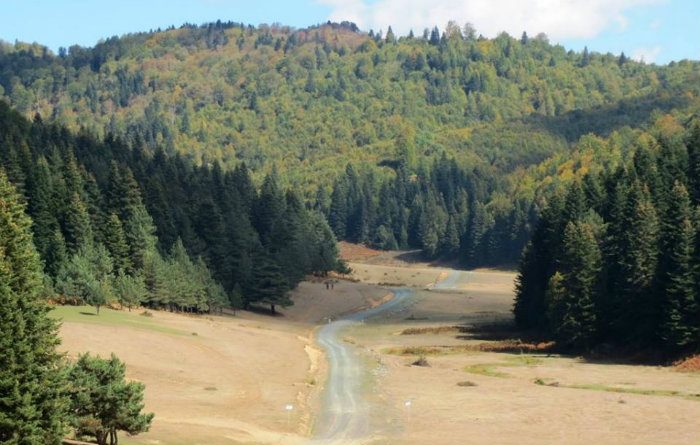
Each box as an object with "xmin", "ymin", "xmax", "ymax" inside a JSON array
[{"xmin": 311, "ymin": 288, "xmax": 416, "ymax": 444}]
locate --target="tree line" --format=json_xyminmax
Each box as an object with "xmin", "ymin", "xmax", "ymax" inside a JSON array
[
  {"xmin": 0, "ymin": 101, "xmax": 343, "ymax": 314},
  {"xmin": 321, "ymin": 153, "xmax": 532, "ymax": 266},
  {"xmin": 514, "ymin": 119, "xmax": 700, "ymax": 353}
]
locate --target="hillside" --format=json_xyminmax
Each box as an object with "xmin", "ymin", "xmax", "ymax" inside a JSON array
[
  {"xmin": 3, "ymin": 21, "xmax": 700, "ymax": 267},
  {"xmin": 1, "ymin": 21, "xmax": 699, "ymax": 194}
]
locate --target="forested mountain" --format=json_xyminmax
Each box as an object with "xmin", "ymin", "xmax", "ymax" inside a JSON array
[
  {"xmin": 0, "ymin": 102, "xmax": 342, "ymax": 313},
  {"xmin": 2, "ymin": 21, "xmax": 699, "ymax": 265},
  {"xmin": 515, "ymin": 118, "xmax": 700, "ymax": 353},
  {"xmin": 2, "ymin": 21, "xmax": 699, "ymax": 184}
]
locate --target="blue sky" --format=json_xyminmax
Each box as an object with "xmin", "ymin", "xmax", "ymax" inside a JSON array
[{"xmin": 1, "ymin": 0, "xmax": 697, "ymax": 64}]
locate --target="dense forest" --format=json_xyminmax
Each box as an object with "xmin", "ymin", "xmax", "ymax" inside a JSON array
[
  {"xmin": 321, "ymin": 156, "xmax": 530, "ymax": 266},
  {"xmin": 0, "ymin": 102, "xmax": 343, "ymax": 313},
  {"xmin": 0, "ymin": 165, "xmax": 153, "ymax": 444},
  {"xmin": 515, "ymin": 119, "xmax": 700, "ymax": 353},
  {"xmin": 2, "ymin": 21, "xmax": 700, "ymax": 264}
]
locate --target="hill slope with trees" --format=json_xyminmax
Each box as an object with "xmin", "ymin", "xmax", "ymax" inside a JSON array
[
  {"xmin": 514, "ymin": 118, "xmax": 700, "ymax": 353},
  {"xmin": 0, "ymin": 102, "xmax": 342, "ymax": 312},
  {"xmin": 2, "ymin": 21, "xmax": 699, "ymax": 265}
]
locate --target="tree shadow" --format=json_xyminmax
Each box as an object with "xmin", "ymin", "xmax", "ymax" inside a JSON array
[
  {"xmin": 245, "ymin": 304, "xmax": 286, "ymax": 317},
  {"xmin": 525, "ymin": 92, "xmax": 693, "ymax": 142},
  {"xmin": 455, "ymin": 322, "xmax": 677, "ymax": 365},
  {"xmin": 393, "ymin": 250, "xmax": 426, "ymax": 264},
  {"xmin": 457, "ymin": 322, "xmax": 547, "ymax": 343},
  {"xmin": 79, "ymin": 311, "xmax": 98, "ymax": 316}
]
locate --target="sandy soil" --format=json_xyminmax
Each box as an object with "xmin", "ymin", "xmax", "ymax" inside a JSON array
[{"xmin": 341, "ymin": 269, "xmax": 700, "ymax": 445}]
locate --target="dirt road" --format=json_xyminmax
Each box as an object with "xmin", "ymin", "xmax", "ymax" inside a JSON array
[
  {"xmin": 312, "ymin": 288, "xmax": 417, "ymax": 444},
  {"xmin": 432, "ymin": 269, "xmax": 469, "ymax": 290}
]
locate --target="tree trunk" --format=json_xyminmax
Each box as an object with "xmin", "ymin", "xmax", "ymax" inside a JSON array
[
  {"xmin": 96, "ymin": 304, "xmax": 101, "ymax": 315},
  {"xmin": 270, "ymin": 303, "xmax": 276, "ymax": 314}
]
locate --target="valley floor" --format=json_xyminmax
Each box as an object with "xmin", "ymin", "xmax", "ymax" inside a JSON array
[{"xmin": 55, "ymin": 248, "xmax": 700, "ymax": 444}]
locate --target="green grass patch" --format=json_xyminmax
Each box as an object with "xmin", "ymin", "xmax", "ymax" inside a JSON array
[
  {"xmin": 49, "ymin": 305, "xmax": 188, "ymax": 336},
  {"xmin": 383, "ymin": 346, "xmax": 450, "ymax": 356},
  {"xmin": 533, "ymin": 378, "xmax": 700, "ymax": 401},
  {"xmin": 464, "ymin": 363, "xmax": 510, "ymax": 378},
  {"xmin": 464, "ymin": 354, "xmax": 545, "ymax": 378},
  {"xmin": 505, "ymin": 355, "xmax": 544, "ymax": 366}
]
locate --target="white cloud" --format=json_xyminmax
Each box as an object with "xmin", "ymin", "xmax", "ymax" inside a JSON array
[
  {"xmin": 631, "ymin": 45, "xmax": 662, "ymax": 63},
  {"xmin": 318, "ymin": 0, "xmax": 664, "ymax": 40}
]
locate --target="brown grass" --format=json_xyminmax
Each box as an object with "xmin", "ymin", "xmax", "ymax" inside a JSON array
[
  {"xmin": 385, "ymin": 340, "xmax": 555, "ymax": 357},
  {"xmin": 400, "ymin": 326, "xmax": 465, "ymax": 335},
  {"xmin": 674, "ymin": 354, "xmax": 700, "ymax": 373},
  {"xmin": 338, "ymin": 241, "xmax": 382, "ymax": 262}
]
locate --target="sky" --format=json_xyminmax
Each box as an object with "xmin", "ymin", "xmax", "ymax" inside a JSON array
[{"xmin": 1, "ymin": 0, "xmax": 698, "ymax": 64}]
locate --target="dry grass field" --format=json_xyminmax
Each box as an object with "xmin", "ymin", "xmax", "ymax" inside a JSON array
[
  {"xmin": 55, "ymin": 244, "xmax": 700, "ymax": 444},
  {"xmin": 55, "ymin": 280, "xmax": 387, "ymax": 445},
  {"xmin": 339, "ymin": 268, "xmax": 700, "ymax": 445}
]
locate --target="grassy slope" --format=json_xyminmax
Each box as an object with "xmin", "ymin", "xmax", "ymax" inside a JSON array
[{"xmin": 50, "ymin": 305, "xmax": 190, "ymax": 336}]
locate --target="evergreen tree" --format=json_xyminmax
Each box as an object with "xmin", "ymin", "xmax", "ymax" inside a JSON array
[
  {"xmin": 0, "ymin": 170, "xmax": 67, "ymax": 445},
  {"xmin": 514, "ymin": 193, "xmax": 565, "ymax": 329},
  {"xmin": 614, "ymin": 182, "xmax": 660, "ymax": 342},
  {"xmin": 328, "ymin": 180, "xmax": 348, "ymax": 238},
  {"xmin": 122, "ymin": 203, "xmax": 158, "ymax": 273},
  {"xmin": 658, "ymin": 182, "xmax": 698, "ymax": 348},
  {"xmin": 113, "ymin": 272, "xmax": 146, "ymax": 311},
  {"xmin": 67, "ymin": 354, "xmax": 153, "ymax": 445},
  {"xmin": 548, "ymin": 221, "xmax": 601, "ymax": 348},
  {"xmin": 64, "ymin": 193, "xmax": 93, "ymax": 254},
  {"xmin": 103, "ymin": 213, "xmax": 131, "ymax": 275},
  {"xmin": 385, "ymin": 26, "xmax": 396, "ymax": 44},
  {"xmin": 248, "ymin": 253, "xmax": 292, "ymax": 314},
  {"xmin": 687, "ymin": 121, "xmax": 700, "ymax": 201},
  {"xmin": 56, "ymin": 243, "xmax": 114, "ymax": 314}
]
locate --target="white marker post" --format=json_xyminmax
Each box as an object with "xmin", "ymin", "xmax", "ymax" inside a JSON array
[
  {"xmin": 404, "ymin": 399, "xmax": 412, "ymax": 424},
  {"xmin": 285, "ymin": 404, "xmax": 294, "ymax": 428}
]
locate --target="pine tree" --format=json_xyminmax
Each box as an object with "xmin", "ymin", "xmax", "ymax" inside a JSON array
[
  {"xmin": 514, "ymin": 193, "xmax": 564, "ymax": 329},
  {"xmin": 103, "ymin": 213, "xmax": 131, "ymax": 275},
  {"xmin": 328, "ymin": 180, "xmax": 348, "ymax": 238},
  {"xmin": 122, "ymin": 203, "xmax": 158, "ymax": 273},
  {"xmin": 67, "ymin": 354, "xmax": 153, "ymax": 445},
  {"xmin": 56, "ymin": 243, "xmax": 114, "ymax": 314},
  {"xmin": 309, "ymin": 211, "xmax": 341, "ymax": 275},
  {"xmin": 64, "ymin": 193, "xmax": 93, "ymax": 255},
  {"xmin": 687, "ymin": 121, "xmax": 700, "ymax": 201},
  {"xmin": 385, "ymin": 26, "xmax": 396, "ymax": 44},
  {"xmin": 562, "ymin": 180, "xmax": 587, "ymax": 225},
  {"xmin": 461, "ymin": 200, "xmax": 487, "ymax": 266},
  {"xmin": 615, "ymin": 182, "xmax": 660, "ymax": 342},
  {"xmin": 44, "ymin": 229, "xmax": 68, "ymax": 278},
  {"xmin": 0, "ymin": 170, "xmax": 68, "ymax": 444},
  {"xmin": 113, "ymin": 272, "xmax": 146, "ymax": 311},
  {"xmin": 548, "ymin": 221, "xmax": 601, "ymax": 348},
  {"xmin": 253, "ymin": 173, "xmax": 285, "ymax": 247},
  {"xmin": 580, "ymin": 46, "xmax": 591, "ymax": 67},
  {"xmin": 658, "ymin": 182, "xmax": 698, "ymax": 348},
  {"xmin": 25, "ymin": 157, "xmax": 59, "ymax": 261},
  {"xmin": 248, "ymin": 252, "xmax": 292, "ymax": 314}
]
